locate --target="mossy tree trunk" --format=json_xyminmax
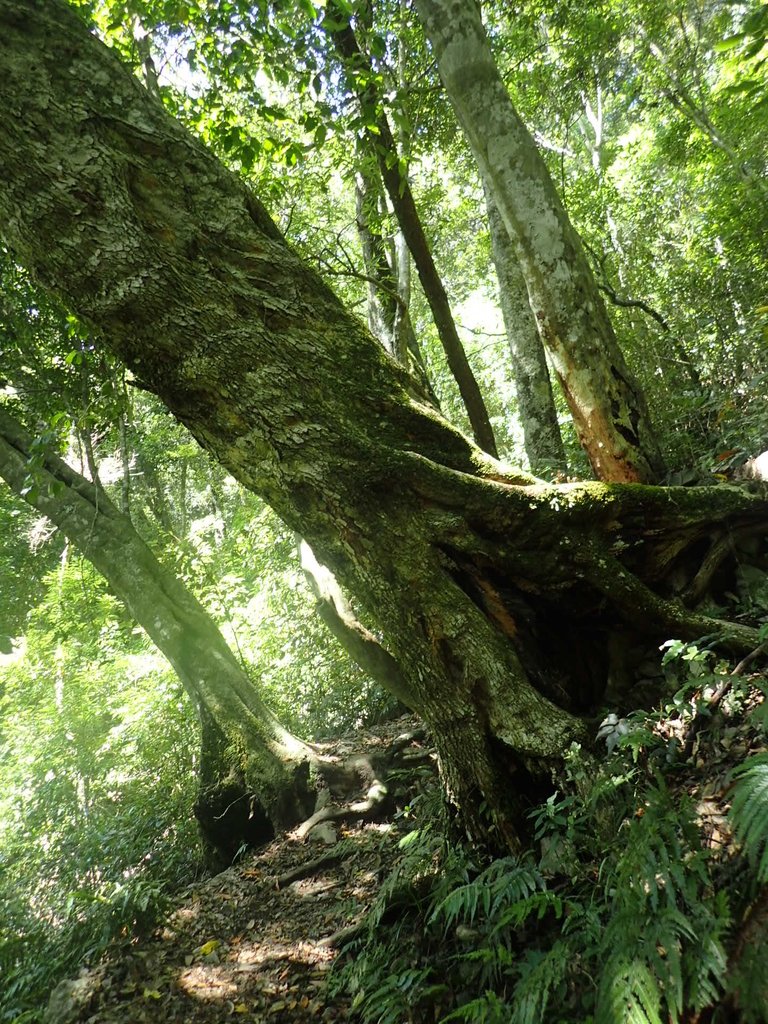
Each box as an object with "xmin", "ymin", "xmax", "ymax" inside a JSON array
[
  {"xmin": 0, "ymin": 408, "xmax": 314, "ymax": 862},
  {"xmin": 0, "ymin": 0, "xmax": 766, "ymax": 851}
]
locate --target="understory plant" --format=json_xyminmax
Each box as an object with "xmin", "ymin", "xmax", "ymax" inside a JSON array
[
  {"xmin": 335, "ymin": 662, "xmax": 768, "ymax": 1024},
  {"xmin": 0, "ymin": 561, "xmax": 202, "ymax": 1023}
]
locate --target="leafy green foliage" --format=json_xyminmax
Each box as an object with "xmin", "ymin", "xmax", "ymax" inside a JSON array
[
  {"xmin": 2, "ymin": 0, "xmax": 768, "ymax": 1018},
  {"xmin": 335, "ymin": 722, "xmax": 767, "ymax": 1023},
  {"xmin": 429, "ymin": 858, "xmax": 544, "ymax": 937},
  {"xmin": 596, "ymin": 960, "xmax": 662, "ymax": 1024},
  {"xmin": 729, "ymin": 753, "xmax": 768, "ymax": 883},
  {"xmin": 0, "ymin": 556, "xmax": 201, "ymax": 1022},
  {"xmin": 0, "ymin": 367, "xmax": 397, "ymax": 1020}
]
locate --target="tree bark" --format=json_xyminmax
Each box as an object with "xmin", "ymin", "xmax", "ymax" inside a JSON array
[
  {"xmin": 355, "ymin": 154, "xmax": 406, "ymax": 363},
  {"xmin": 0, "ymin": 0, "xmax": 766, "ymax": 852},
  {"xmin": 298, "ymin": 538, "xmax": 412, "ymax": 706},
  {"xmin": 0, "ymin": 407, "xmax": 314, "ymax": 859},
  {"xmin": 483, "ymin": 183, "xmax": 567, "ymax": 478},
  {"xmin": 117, "ymin": 410, "xmax": 131, "ymax": 514},
  {"xmin": 414, "ymin": 0, "xmax": 665, "ymax": 484}
]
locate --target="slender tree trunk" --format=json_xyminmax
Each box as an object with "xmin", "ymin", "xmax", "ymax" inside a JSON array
[
  {"xmin": 78, "ymin": 426, "xmax": 102, "ymax": 488},
  {"xmin": 1, "ymin": 0, "xmax": 766, "ymax": 851},
  {"xmin": 178, "ymin": 455, "xmax": 188, "ymax": 538},
  {"xmin": 118, "ymin": 410, "xmax": 131, "ymax": 514},
  {"xmin": 327, "ymin": 3, "xmax": 498, "ymax": 458},
  {"xmin": 135, "ymin": 449, "xmax": 174, "ymax": 532},
  {"xmin": 0, "ymin": 407, "xmax": 314, "ymax": 859},
  {"xmin": 298, "ymin": 539, "xmax": 412, "ymax": 706},
  {"xmin": 354, "ymin": 149, "xmax": 439, "ymax": 403},
  {"xmin": 642, "ymin": 34, "xmax": 768, "ymax": 200},
  {"xmin": 483, "ymin": 183, "xmax": 567, "ymax": 477},
  {"xmin": 414, "ymin": 0, "xmax": 665, "ymax": 483},
  {"xmin": 354, "ymin": 153, "xmax": 408, "ymax": 364}
]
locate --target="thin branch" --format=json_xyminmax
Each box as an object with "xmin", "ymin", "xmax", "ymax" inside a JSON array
[
  {"xmin": 596, "ymin": 281, "xmax": 671, "ymax": 331},
  {"xmin": 316, "ymin": 263, "xmax": 408, "ymax": 312}
]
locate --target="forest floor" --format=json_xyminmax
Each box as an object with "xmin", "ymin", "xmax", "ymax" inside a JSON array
[{"xmin": 45, "ymin": 715, "xmax": 431, "ymax": 1024}]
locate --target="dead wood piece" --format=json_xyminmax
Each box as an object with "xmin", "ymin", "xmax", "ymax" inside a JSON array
[
  {"xmin": 681, "ymin": 640, "xmax": 768, "ymax": 760},
  {"xmin": 684, "ymin": 525, "xmax": 768, "ymax": 606},
  {"xmin": 398, "ymin": 749, "xmax": 436, "ymax": 766},
  {"xmin": 732, "ymin": 640, "xmax": 768, "ymax": 678},
  {"xmin": 389, "ymin": 728, "xmax": 427, "ymax": 754}
]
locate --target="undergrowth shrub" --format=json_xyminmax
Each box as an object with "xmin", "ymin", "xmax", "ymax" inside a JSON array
[
  {"xmin": 0, "ymin": 562, "xmax": 203, "ymax": 1022},
  {"xmin": 334, "ymin": 670, "xmax": 768, "ymax": 1024}
]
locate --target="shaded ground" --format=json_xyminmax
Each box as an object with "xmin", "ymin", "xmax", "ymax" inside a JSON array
[{"xmin": 46, "ymin": 715, "xmax": 432, "ymax": 1024}]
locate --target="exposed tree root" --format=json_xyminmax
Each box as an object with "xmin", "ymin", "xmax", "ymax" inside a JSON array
[
  {"xmin": 318, "ymin": 921, "xmax": 366, "ymax": 949},
  {"xmin": 681, "ymin": 641, "xmax": 768, "ymax": 760},
  {"xmin": 296, "ymin": 729, "xmax": 435, "ymax": 840},
  {"xmin": 275, "ymin": 848, "xmax": 351, "ymax": 889},
  {"xmin": 296, "ymin": 780, "xmax": 390, "ymax": 838},
  {"xmin": 684, "ymin": 524, "xmax": 768, "ymax": 606}
]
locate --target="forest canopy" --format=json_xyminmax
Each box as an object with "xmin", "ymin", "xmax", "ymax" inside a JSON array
[{"xmin": 0, "ymin": 0, "xmax": 767, "ymax": 1021}]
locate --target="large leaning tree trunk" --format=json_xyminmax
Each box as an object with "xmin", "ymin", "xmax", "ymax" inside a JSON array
[
  {"xmin": 1, "ymin": 0, "xmax": 766, "ymax": 852},
  {"xmin": 414, "ymin": 0, "xmax": 665, "ymax": 485},
  {"xmin": 0, "ymin": 406, "xmax": 315, "ymax": 862}
]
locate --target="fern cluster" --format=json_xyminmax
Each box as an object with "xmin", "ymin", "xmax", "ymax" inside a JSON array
[
  {"xmin": 333, "ymin": 709, "xmax": 768, "ymax": 1024},
  {"xmin": 730, "ymin": 752, "xmax": 768, "ymax": 883}
]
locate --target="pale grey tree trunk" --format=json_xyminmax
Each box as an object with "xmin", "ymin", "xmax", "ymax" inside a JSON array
[
  {"xmin": 118, "ymin": 410, "xmax": 131, "ymax": 514},
  {"xmin": 298, "ymin": 538, "xmax": 411, "ymax": 705},
  {"xmin": 354, "ymin": 152, "xmax": 439, "ymax": 404},
  {"xmin": 0, "ymin": 407, "xmax": 314, "ymax": 855},
  {"xmin": 354, "ymin": 154, "xmax": 408, "ymax": 365},
  {"xmin": 414, "ymin": 0, "xmax": 665, "ymax": 483},
  {"xmin": 483, "ymin": 183, "xmax": 567, "ymax": 478}
]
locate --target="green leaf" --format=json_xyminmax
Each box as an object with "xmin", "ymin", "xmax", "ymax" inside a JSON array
[
  {"xmin": 714, "ymin": 33, "xmax": 745, "ymax": 51},
  {"xmin": 729, "ymin": 754, "xmax": 768, "ymax": 882},
  {"xmin": 313, "ymin": 123, "xmax": 328, "ymax": 148}
]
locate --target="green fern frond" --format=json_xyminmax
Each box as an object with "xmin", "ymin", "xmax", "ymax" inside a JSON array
[
  {"xmin": 355, "ymin": 962, "xmax": 437, "ymax": 1024},
  {"xmin": 687, "ymin": 934, "xmax": 727, "ymax": 1012},
  {"xmin": 428, "ymin": 857, "xmax": 542, "ymax": 934},
  {"xmin": 440, "ymin": 991, "xmax": 510, "ymax": 1023},
  {"xmin": 597, "ymin": 783, "xmax": 730, "ymax": 1023},
  {"xmin": 491, "ymin": 891, "xmax": 564, "ymax": 934},
  {"xmin": 725, "ymin": 930, "xmax": 768, "ymax": 1024},
  {"xmin": 596, "ymin": 959, "xmax": 663, "ymax": 1024},
  {"xmin": 509, "ymin": 940, "xmax": 571, "ymax": 1024},
  {"xmin": 460, "ymin": 942, "xmax": 515, "ymax": 988},
  {"xmin": 729, "ymin": 753, "xmax": 768, "ymax": 882}
]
